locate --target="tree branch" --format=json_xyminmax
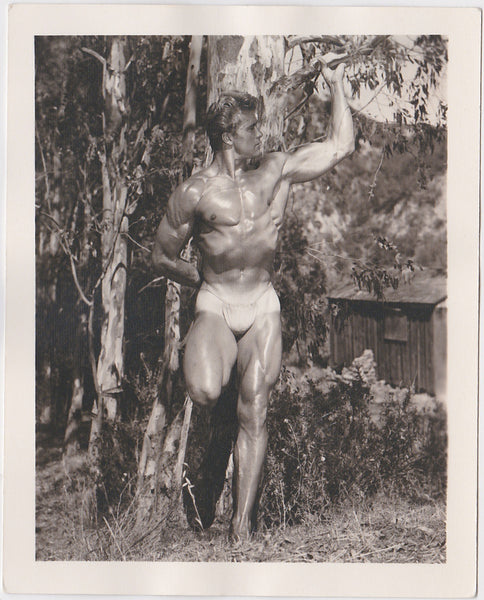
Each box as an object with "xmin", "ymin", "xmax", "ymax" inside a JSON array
[
  {"xmin": 81, "ymin": 47, "xmax": 106, "ymax": 66},
  {"xmin": 88, "ymin": 298, "xmax": 100, "ymax": 397},
  {"xmin": 368, "ymin": 148, "xmax": 385, "ymax": 200},
  {"xmin": 38, "ymin": 210, "xmax": 93, "ymax": 306},
  {"xmin": 67, "ymin": 252, "xmax": 93, "ymax": 306},
  {"xmin": 284, "ymin": 93, "xmax": 312, "ymax": 121},
  {"xmin": 138, "ymin": 277, "xmax": 165, "ymax": 294},
  {"xmin": 287, "ymin": 35, "xmax": 345, "ymax": 49},
  {"xmin": 122, "ymin": 232, "xmax": 151, "ymax": 253}
]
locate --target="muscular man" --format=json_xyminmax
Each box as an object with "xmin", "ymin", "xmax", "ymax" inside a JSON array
[{"xmin": 152, "ymin": 60, "xmax": 354, "ymax": 540}]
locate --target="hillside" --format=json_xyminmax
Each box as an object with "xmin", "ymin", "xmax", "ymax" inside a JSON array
[{"xmin": 285, "ymin": 123, "xmax": 446, "ymax": 293}]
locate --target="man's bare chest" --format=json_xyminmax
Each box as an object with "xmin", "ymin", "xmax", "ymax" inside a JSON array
[{"xmin": 197, "ymin": 176, "xmax": 273, "ymax": 229}]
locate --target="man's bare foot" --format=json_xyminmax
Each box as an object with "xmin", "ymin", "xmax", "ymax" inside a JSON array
[{"xmin": 228, "ymin": 528, "xmax": 251, "ymax": 545}]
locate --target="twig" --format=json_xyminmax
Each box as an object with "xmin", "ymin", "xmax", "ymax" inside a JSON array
[
  {"xmin": 350, "ymin": 82, "xmax": 387, "ymax": 116},
  {"xmin": 284, "ymin": 94, "xmax": 312, "ymax": 121},
  {"xmin": 368, "ymin": 148, "xmax": 385, "ymax": 200},
  {"xmin": 124, "ymin": 53, "xmax": 135, "ymax": 72},
  {"xmin": 67, "ymin": 252, "xmax": 93, "ymax": 307},
  {"xmin": 182, "ymin": 474, "xmax": 204, "ymax": 531},
  {"xmin": 35, "ymin": 130, "xmax": 51, "ymax": 209},
  {"xmin": 305, "ymin": 243, "xmax": 443, "ymax": 272},
  {"xmin": 138, "ymin": 276, "xmax": 165, "ymax": 294},
  {"xmin": 357, "ymin": 542, "xmax": 403, "ymax": 559},
  {"xmin": 306, "ymin": 248, "xmax": 374, "ymax": 270},
  {"xmin": 287, "ymin": 135, "xmax": 326, "ymax": 152},
  {"xmin": 122, "ymin": 232, "xmax": 151, "ymax": 253},
  {"xmin": 38, "ymin": 210, "xmax": 93, "ymax": 307}
]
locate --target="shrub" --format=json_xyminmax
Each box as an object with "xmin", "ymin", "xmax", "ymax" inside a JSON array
[
  {"xmin": 94, "ymin": 420, "xmax": 141, "ymax": 515},
  {"xmin": 260, "ymin": 368, "xmax": 447, "ymax": 528}
]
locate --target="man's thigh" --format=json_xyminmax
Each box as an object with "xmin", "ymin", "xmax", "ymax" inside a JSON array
[
  {"xmin": 236, "ymin": 312, "xmax": 282, "ymax": 397},
  {"xmin": 183, "ymin": 311, "xmax": 238, "ymax": 404}
]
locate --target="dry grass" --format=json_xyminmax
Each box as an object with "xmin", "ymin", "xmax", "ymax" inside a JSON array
[{"xmin": 36, "ymin": 446, "xmax": 445, "ymax": 563}]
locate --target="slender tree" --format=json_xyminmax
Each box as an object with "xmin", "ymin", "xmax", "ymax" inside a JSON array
[
  {"xmin": 136, "ymin": 36, "xmax": 203, "ymax": 525},
  {"xmin": 85, "ymin": 37, "xmax": 131, "ymax": 454}
]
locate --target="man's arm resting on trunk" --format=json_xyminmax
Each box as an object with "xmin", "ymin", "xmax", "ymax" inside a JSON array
[{"xmin": 152, "ymin": 181, "xmax": 202, "ymax": 288}]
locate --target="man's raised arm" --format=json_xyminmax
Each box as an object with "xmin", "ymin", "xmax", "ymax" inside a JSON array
[
  {"xmin": 281, "ymin": 62, "xmax": 354, "ymax": 184},
  {"xmin": 152, "ymin": 180, "xmax": 202, "ymax": 288}
]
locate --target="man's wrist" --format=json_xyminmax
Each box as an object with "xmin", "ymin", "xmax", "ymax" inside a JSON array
[{"xmin": 329, "ymin": 78, "xmax": 345, "ymax": 93}]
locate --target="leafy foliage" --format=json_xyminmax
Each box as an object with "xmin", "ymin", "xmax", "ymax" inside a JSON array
[{"xmin": 273, "ymin": 203, "xmax": 329, "ymax": 362}]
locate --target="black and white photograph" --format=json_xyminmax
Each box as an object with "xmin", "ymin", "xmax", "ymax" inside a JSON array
[
  {"xmin": 3, "ymin": 4, "xmax": 479, "ymax": 597},
  {"xmin": 34, "ymin": 30, "xmax": 449, "ymax": 561}
]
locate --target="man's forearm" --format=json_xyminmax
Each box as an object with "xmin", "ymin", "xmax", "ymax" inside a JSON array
[
  {"xmin": 152, "ymin": 253, "xmax": 202, "ymax": 288},
  {"xmin": 327, "ymin": 80, "xmax": 354, "ymax": 155}
]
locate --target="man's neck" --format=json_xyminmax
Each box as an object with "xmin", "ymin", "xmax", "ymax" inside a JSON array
[{"xmin": 213, "ymin": 149, "xmax": 248, "ymax": 180}]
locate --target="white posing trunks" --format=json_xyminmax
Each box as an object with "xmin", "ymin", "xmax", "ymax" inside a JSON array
[{"xmin": 195, "ymin": 282, "xmax": 280, "ymax": 336}]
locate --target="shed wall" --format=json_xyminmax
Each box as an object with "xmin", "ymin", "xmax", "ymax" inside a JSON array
[
  {"xmin": 330, "ymin": 301, "xmax": 435, "ymax": 394},
  {"xmin": 432, "ymin": 304, "xmax": 447, "ymax": 400}
]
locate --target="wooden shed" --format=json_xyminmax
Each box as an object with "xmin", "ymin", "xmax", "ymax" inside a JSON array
[{"xmin": 328, "ymin": 272, "xmax": 447, "ymax": 398}]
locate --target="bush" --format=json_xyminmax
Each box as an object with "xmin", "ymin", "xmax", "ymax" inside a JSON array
[
  {"xmin": 94, "ymin": 420, "xmax": 141, "ymax": 515},
  {"xmin": 260, "ymin": 368, "xmax": 447, "ymax": 528}
]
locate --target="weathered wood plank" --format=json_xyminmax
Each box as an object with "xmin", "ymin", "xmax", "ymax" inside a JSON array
[{"xmin": 425, "ymin": 316, "xmax": 434, "ymax": 394}]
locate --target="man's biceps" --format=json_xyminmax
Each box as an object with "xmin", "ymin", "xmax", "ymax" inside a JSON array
[{"xmin": 282, "ymin": 150, "xmax": 315, "ymax": 180}]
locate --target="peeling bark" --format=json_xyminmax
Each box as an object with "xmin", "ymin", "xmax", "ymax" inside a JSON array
[
  {"xmin": 207, "ymin": 36, "xmax": 285, "ymax": 151},
  {"xmin": 88, "ymin": 37, "xmax": 129, "ymax": 455},
  {"xmin": 182, "ymin": 36, "xmax": 203, "ymax": 178}
]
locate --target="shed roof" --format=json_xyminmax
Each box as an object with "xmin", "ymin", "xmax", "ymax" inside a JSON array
[{"xmin": 328, "ymin": 271, "xmax": 447, "ymax": 305}]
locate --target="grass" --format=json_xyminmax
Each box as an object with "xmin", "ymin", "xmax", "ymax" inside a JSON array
[{"xmin": 36, "ymin": 442, "xmax": 445, "ymax": 563}]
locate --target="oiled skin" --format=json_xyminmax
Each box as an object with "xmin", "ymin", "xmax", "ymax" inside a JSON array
[
  {"xmin": 192, "ymin": 162, "xmax": 284, "ymax": 298},
  {"xmin": 152, "ymin": 64, "xmax": 354, "ymax": 539}
]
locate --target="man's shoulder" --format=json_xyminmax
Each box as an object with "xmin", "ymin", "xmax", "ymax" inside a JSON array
[{"xmin": 174, "ymin": 172, "xmax": 208, "ymax": 205}]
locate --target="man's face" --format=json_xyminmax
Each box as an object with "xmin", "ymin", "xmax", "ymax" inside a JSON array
[{"xmin": 231, "ymin": 110, "xmax": 262, "ymax": 159}]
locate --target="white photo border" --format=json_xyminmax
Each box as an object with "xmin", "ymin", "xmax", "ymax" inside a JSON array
[{"xmin": 4, "ymin": 4, "xmax": 480, "ymax": 597}]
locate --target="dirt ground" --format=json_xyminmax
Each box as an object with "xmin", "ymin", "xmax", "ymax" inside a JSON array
[{"xmin": 36, "ymin": 437, "xmax": 446, "ymax": 563}]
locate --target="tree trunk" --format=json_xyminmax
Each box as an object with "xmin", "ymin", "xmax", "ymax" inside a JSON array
[
  {"xmin": 200, "ymin": 35, "xmax": 286, "ymax": 520},
  {"xmin": 64, "ymin": 313, "xmax": 88, "ymax": 455},
  {"xmin": 207, "ymin": 36, "xmax": 285, "ymax": 151},
  {"xmin": 182, "ymin": 36, "xmax": 203, "ymax": 179},
  {"xmin": 135, "ymin": 362, "xmax": 168, "ymax": 525},
  {"xmin": 135, "ymin": 36, "xmax": 202, "ymax": 526},
  {"xmin": 89, "ymin": 37, "xmax": 129, "ymax": 455},
  {"xmin": 40, "ymin": 149, "xmax": 62, "ymax": 429}
]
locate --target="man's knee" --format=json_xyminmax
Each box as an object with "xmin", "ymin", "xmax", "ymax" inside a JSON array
[{"xmin": 186, "ymin": 379, "xmax": 221, "ymax": 408}]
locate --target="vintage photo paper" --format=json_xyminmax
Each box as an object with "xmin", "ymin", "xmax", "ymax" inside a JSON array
[{"xmin": 4, "ymin": 4, "xmax": 480, "ymax": 597}]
